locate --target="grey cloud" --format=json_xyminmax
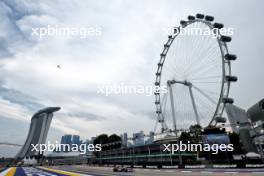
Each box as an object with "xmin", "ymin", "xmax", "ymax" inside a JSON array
[
  {"xmin": 0, "ymin": 81, "xmax": 44, "ymax": 111},
  {"xmin": 59, "ymin": 112, "xmax": 106, "ymax": 122},
  {"xmin": 2, "ymin": 0, "xmax": 43, "ymax": 20},
  {"xmin": 0, "ymin": 1, "xmax": 43, "ymax": 59},
  {"xmin": 0, "ymin": 38, "xmax": 13, "ymax": 58}
]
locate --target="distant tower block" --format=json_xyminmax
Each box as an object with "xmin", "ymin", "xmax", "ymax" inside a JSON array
[
  {"xmin": 15, "ymin": 107, "xmax": 60, "ymax": 159},
  {"xmin": 225, "ymin": 104, "xmax": 250, "ymax": 133},
  {"xmin": 247, "ymin": 99, "xmax": 264, "ymax": 123}
]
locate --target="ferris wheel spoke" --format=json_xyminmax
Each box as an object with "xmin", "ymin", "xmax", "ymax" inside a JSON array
[
  {"xmin": 190, "ymin": 75, "xmax": 221, "ymax": 81},
  {"xmin": 192, "ymin": 81, "xmax": 221, "ymax": 84},
  {"xmin": 185, "ymin": 39, "xmax": 220, "ymax": 73},
  {"xmin": 192, "ymin": 86, "xmax": 220, "ymax": 96},
  {"xmin": 190, "ymin": 61, "xmax": 221, "ymax": 79},
  {"xmin": 186, "ymin": 51, "xmax": 220, "ymax": 77},
  {"xmin": 185, "ymin": 34, "xmax": 199, "ymax": 72},
  {"xmin": 162, "ymin": 63, "xmax": 184, "ymax": 78},
  {"xmin": 194, "ymin": 94, "xmax": 214, "ymax": 116},
  {"xmin": 192, "ymin": 85, "xmax": 218, "ymax": 105},
  {"xmin": 185, "ymin": 54, "xmax": 220, "ymax": 78},
  {"xmin": 191, "ymin": 86, "xmax": 214, "ymax": 123},
  {"xmin": 187, "ymin": 24, "xmax": 211, "ymax": 66},
  {"xmin": 184, "ymin": 38, "xmax": 219, "ymax": 76},
  {"xmin": 189, "ymin": 44, "xmax": 218, "ymax": 72},
  {"xmin": 167, "ymin": 56, "xmax": 188, "ymax": 76},
  {"xmin": 195, "ymin": 94, "xmax": 216, "ymax": 117}
]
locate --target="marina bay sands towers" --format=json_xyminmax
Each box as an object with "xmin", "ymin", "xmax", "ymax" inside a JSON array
[{"xmin": 15, "ymin": 107, "xmax": 60, "ymax": 159}]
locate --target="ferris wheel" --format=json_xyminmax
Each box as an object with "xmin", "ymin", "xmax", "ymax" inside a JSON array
[{"xmin": 154, "ymin": 14, "xmax": 237, "ymax": 135}]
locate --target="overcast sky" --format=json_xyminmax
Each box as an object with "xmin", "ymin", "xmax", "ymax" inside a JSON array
[{"xmin": 0, "ymin": 0, "xmax": 263, "ymax": 157}]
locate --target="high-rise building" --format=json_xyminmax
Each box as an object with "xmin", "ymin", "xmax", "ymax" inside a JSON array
[
  {"xmin": 146, "ymin": 131, "xmax": 155, "ymax": 144},
  {"xmin": 91, "ymin": 137, "xmax": 96, "ymax": 143},
  {"xmin": 133, "ymin": 131, "xmax": 145, "ymax": 146},
  {"xmin": 61, "ymin": 134, "xmax": 72, "ymax": 145},
  {"xmin": 72, "ymin": 135, "xmax": 80, "ymax": 145},
  {"xmin": 121, "ymin": 132, "xmax": 128, "ymax": 147},
  {"xmin": 225, "ymin": 104, "xmax": 250, "ymax": 133},
  {"xmin": 60, "ymin": 135, "xmax": 66, "ymax": 144}
]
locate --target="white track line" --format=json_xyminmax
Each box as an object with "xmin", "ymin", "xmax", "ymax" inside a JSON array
[
  {"xmin": 223, "ymin": 171, "xmax": 238, "ymax": 174},
  {"xmin": 165, "ymin": 170, "xmax": 174, "ymax": 172},
  {"xmin": 200, "ymin": 171, "xmax": 213, "ymax": 174},
  {"xmin": 181, "ymin": 170, "xmax": 192, "ymax": 173}
]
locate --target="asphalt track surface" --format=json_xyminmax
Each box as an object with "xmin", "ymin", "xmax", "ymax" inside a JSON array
[{"xmin": 2, "ymin": 166, "xmax": 264, "ymax": 176}]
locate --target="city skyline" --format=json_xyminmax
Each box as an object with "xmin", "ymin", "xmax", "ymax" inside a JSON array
[{"xmin": 0, "ymin": 0, "xmax": 264, "ymax": 158}]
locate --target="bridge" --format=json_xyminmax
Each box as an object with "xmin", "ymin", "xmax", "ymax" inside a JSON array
[{"xmin": 0, "ymin": 142, "xmax": 22, "ymax": 147}]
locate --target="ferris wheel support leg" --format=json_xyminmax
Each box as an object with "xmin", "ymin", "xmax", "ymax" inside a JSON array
[
  {"xmin": 188, "ymin": 85, "xmax": 200, "ymax": 125},
  {"xmin": 168, "ymin": 84, "xmax": 178, "ymax": 137}
]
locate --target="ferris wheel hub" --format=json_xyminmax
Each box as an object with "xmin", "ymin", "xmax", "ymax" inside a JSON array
[{"xmin": 167, "ymin": 80, "xmax": 192, "ymax": 87}]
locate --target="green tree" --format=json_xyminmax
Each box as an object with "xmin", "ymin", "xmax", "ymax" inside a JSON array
[
  {"xmin": 93, "ymin": 133, "xmax": 122, "ymax": 151},
  {"xmin": 179, "ymin": 131, "xmax": 191, "ymax": 143},
  {"xmin": 108, "ymin": 134, "xmax": 122, "ymax": 149},
  {"xmin": 189, "ymin": 124, "xmax": 202, "ymax": 143},
  {"xmin": 93, "ymin": 134, "xmax": 108, "ymax": 150}
]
